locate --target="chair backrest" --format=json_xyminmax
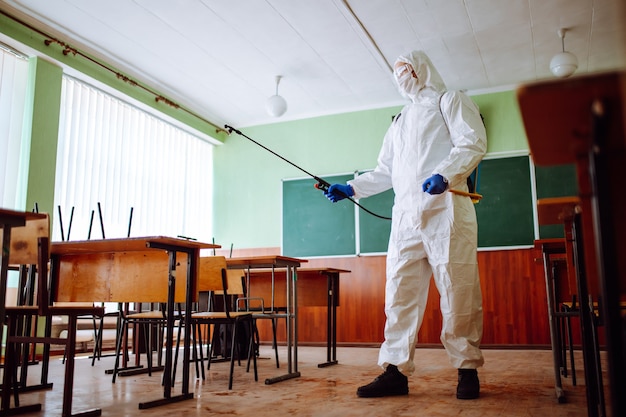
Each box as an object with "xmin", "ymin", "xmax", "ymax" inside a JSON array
[
  {"xmin": 197, "ymin": 256, "xmax": 228, "ymax": 293},
  {"xmin": 7, "ymin": 214, "xmax": 50, "ymax": 266},
  {"xmin": 4, "ymin": 213, "xmax": 51, "ymax": 314},
  {"xmin": 198, "ymin": 256, "xmax": 249, "ymax": 315},
  {"xmin": 198, "ymin": 256, "xmax": 244, "ymax": 295},
  {"xmin": 225, "ymin": 269, "xmax": 245, "ymax": 296}
]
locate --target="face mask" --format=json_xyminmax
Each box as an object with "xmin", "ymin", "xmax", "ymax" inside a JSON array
[{"xmin": 396, "ymin": 71, "xmax": 419, "ymax": 96}]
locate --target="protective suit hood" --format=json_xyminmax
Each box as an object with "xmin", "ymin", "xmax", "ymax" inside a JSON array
[{"xmin": 395, "ymin": 51, "xmax": 446, "ymax": 103}]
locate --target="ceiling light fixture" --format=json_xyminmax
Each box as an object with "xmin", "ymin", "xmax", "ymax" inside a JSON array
[
  {"xmin": 266, "ymin": 75, "xmax": 287, "ymax": 117},
  {"xmin": 550, "ymin": 28, "xmax": 578, "ymax": 78}
]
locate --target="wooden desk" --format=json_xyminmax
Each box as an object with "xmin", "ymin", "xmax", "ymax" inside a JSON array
[
  {"xmin": 519, "ymin": 72, "xmax": 626, "ymax": 417},
  {"xmin": 534, "ymin": 238, "xmax": 571, "ymax": 403},
  {"xmin": 226, "ymin": 256, "xmax": 306, "ymax": 384},
  {"xmin": 0, "ymin": 209, "xmax": 49, "ymax": 416},
  {"xmin": 246, "ymin": 267, "xmax": 350, "ymax": 367},
  {"xmin": 0, "ymin": 209, "xmax": 47, "ymax": 353},
  {"xmin": 536, "ymin": 198, "xmax": 606, "ymax": 412},
  {"xmin": 536, "ymin": 181, "xmax": 603, "ymax": 416},
  {"xmin": 50, "ymin": 237, "xmax": 219, "ymax": 410}
]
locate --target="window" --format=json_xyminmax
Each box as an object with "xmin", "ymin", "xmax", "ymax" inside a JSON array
[
  {"xmin": 54, "ymin": 76, "xmax": 214, "ymax": 242},
  {"xmin": 0, "ymin": 43, "xmax": 29, "ymax": 210}
]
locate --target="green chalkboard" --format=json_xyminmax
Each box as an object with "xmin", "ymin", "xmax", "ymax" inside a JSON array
[
  {"xmin": 358, "ymin": 187, "xmax": 394, "ymax": 253},
  {"xmin": 534, "ymin": 163, "xmax": 578, "ymax": 239},
  {"xmin": 282, "ymin": 155, "xmax": 545, "ymax": 256},
  {"xmin": 282, "ymin": 174, "xmax": 356, "ymax": 257},
  {"xmin": 475, "ymin": 155, "xmax": 535, "ymax": 247}
]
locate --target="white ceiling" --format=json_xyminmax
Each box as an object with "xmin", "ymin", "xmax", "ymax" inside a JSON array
[{"xmin": 1, "ymin": 0, "xmax": 625, "ymax": 131}]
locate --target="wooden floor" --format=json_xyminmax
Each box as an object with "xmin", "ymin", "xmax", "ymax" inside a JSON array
[{"xmin": 5, "ymin": 345, "xmax": 608, "ymax": 416}]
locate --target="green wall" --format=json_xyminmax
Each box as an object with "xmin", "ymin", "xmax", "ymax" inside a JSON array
[
  {"xmin": 23, "ymin": 57, "xmax": 63, "ymax": 214},
  {"xmin": 472, "ymin": 91, "xmax": 528, "ymax": 153},
  {"xmin": 213, "ymin": 90, "xmax": 529, "ymax": 249},
  {"xmin": 213, "ymin": 108, "xmax": 397, "ymax": 250}
]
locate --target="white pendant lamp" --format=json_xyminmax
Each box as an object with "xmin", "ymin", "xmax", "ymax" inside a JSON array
[
  {"xmin": 550, "ymin": 28, "xmax": 578, "ymax": 78},
  {"xmin": 266, "ymin": 75, "xmax": 287, "ymax": 117}
]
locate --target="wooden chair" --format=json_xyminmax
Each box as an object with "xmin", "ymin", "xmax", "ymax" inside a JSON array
[
  {"xmin": 175, "ymin": 256, "xmax": 257, "ymax": 389},
  {"xmin": 559, "ymin": 296, "xmax": 626, "ymax": 387},
  {"xmin": 2, "ymin": 213, "xmax": 105, "ymax": 417},
  {"xmin": 89, "ymin": 302, "xmax": 124, "ymax": 366},
  {"xmin": 107, "ymin": 251, "xmax": 188, "ymax": 383},
  {"xmin": 235, "ymin": 269, "xmax": 283, "ymax": 369},
  {"xmin": 54, "ymin": 302, "xmax": 99, "ymax": 364}
]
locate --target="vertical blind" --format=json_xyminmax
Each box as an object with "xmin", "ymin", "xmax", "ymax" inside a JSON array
[
  {"xmin": 0, "ymin": 44, "xmax": 29, "ymax": 210},
  {"xmin": 54, "ymin": 76, "xmax": 213, "ymax": 242}
]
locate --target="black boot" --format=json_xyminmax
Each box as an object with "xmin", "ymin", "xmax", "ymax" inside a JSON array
[
  {"xmin": 356, "ymin": 365, "xmax": 409, "ymax": 398},
  {"xmin": 456, "ymin": 368, "xmax": 480, "ymax": 399}
]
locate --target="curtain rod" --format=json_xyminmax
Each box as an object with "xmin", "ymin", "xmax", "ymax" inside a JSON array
[{"xmin": 0, "ymin": 9, "xmax": 228, "ymax": 135}]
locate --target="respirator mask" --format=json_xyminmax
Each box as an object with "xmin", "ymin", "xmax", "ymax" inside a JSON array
[{"xmin": 395, "ymin": 63, "xmax": 419, "ymax": 96}]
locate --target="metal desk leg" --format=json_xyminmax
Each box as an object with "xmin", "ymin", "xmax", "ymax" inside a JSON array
[
  {"xmin": 570, "ymin": 214, "xmax": 603, "ymax": 417},
  {"xmin": 318, "ymin": 271, "xmax": 338, "ymax": 368},
  {"xmin": 139, "ymin": 249, "xmax": 193, "ymax": 409},
  {"xmin": 264, "ymin": 265, "xmax": 300, "ymax": 384},
  {"xmin": 541, "ymin": 250, "xmax": 566, "ymax": 403}
]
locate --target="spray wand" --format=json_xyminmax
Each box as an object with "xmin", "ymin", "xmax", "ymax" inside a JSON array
[{"xmin": 224, "ymin": 125, "xmax": 392, "ymax": 220}]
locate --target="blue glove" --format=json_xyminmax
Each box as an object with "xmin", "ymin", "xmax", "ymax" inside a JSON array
[
  {"xmin": 422, "ymin": 174, "xmax": 448, "ymax": 195},
  {"xmin": 325, "ymin": 184, "xmax": 354, "ymax": 203}
]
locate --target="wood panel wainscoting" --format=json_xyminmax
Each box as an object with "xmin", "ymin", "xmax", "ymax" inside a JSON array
[{"xmin": 215, "ymin": 246, "xmax": 577, "ymax": 348}]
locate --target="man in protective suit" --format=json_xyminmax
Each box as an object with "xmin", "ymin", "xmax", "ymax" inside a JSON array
[{"xmin": 324, "ymin": 50, "xmax": 486, "ymax": 399}]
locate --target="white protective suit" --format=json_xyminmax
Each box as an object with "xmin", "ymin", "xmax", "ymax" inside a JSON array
[{"xmin": 348, "ymin": 51, "xmax": 486, "ymax": 374}]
